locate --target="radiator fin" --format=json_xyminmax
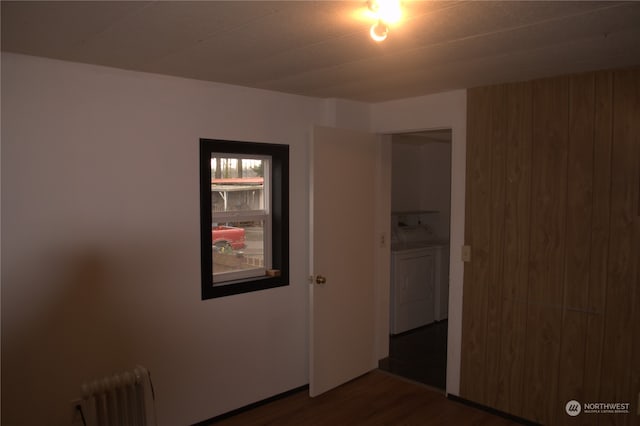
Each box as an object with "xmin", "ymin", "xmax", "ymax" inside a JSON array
[{"xmin": 79, "ymin": 366, "xmax": 155, "ymax": 426}]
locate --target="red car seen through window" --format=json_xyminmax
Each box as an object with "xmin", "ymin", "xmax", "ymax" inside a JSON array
[{"xmin": 212, "ymin": 225, "xmax": 246, "ymax": 250}]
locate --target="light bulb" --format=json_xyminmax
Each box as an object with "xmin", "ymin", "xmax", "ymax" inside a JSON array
[
  {"xmin": 376, "ymin": 0, "xmax": 402, "ymax": 24},
  {"xmin": 370, "ymin": 21, "xmax": 388, "ymax": 42}
]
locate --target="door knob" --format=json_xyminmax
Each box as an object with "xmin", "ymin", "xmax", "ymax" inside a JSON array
[{"xmin": 315, "ymin": 275, "xmax": 327, "ymax": 285}]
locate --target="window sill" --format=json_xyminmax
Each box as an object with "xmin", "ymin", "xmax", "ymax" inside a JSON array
[{"xmin": 203, "ymin": 275, "xmax": 288, "ymax": 299}]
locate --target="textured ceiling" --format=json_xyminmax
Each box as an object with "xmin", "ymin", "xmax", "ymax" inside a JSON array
[{"xmin": 2, "ymin": 1, "xmax": 640, "ymax": 102}]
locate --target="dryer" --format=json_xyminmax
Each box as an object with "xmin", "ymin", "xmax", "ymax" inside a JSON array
[{"xmin": 390, "ymin": 224, "xmax": 449, "ymax": 335}]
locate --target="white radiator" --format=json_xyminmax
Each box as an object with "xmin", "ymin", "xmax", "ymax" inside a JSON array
[{"xmin": 78, "ymin": 366, "xmax": 156, "ymax": 426}]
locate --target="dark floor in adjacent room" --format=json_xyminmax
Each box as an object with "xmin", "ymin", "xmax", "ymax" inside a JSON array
[{"xmin": 378, "ymin": 320, "xmax": 448, "ymax": 390}]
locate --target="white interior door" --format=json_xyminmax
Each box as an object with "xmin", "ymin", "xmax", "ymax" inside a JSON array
[{"xmin": 309, "ymin": 125, "xmax": 378, "ymax": 397}]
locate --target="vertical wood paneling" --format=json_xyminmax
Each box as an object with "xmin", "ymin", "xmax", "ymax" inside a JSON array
[
  {"xmin": 627, "ymin": 69, "xmax": 640, "ymax": 426},
  {"xmin": 494, "ymin": 82, "xmax": 532, "ymax": 415},
  {"xmin": 599, "ymin": 70, "xmax": 639, "ymax": 426},
  {"xmin": 460, "ymin": 86, "xmax": 492, "ymax": 404},
  {"xmin": 582, "ymin": 71, "xmax": 613, "ymax": 426},
  {"xmin": 631, "ymin": 75, "xmax": 640, "ymax": 426},
  {"xmin": 608, "ymin": 69, "xmax": 640, "ymax": 426},
  {"xmin": 522, "ymin": 76, "xmax": 569, "ymax": 424},
  {"xmin": 555, "ymin": 73, "xmax": 596, "ymax": 426},
  {"xmin": 484, "ymin": 84, "xmax": 508, "ymax": 408},
  {"xmin": 461, "ymin": 68, "xmax": 639, "ymax": 425},
  {"xmin": 632, "ymin": 179, "xmax": 640, "ymax": 426}
]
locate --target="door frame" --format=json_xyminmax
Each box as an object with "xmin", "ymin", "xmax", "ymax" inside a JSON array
[
  {"xmin": 383, "ymin": 129, "xmax": 453, "ymax": 385},
  {"xmin": 371, "ymin": 90, "xmax": 467, "ymax": 396}
]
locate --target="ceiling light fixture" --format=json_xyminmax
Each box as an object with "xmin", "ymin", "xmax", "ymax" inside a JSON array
[
  {"xmin": 373, "ymin": 0, "xmax": 402, "ymax": 24},
  {"xmin": 367, "ymin": 0, "xmax": 380, "ymax": 14},
  {"xmin": 366, "ymin": 0, "xmax": 401, "ymax": 42},
  {"xmin": 370, "ymin": 20, "xmax": 389, "ymax": 42}
]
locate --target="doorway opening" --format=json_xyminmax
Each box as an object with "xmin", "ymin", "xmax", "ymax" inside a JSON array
[{"xmin": 378, "ymin": 129, "xmax": 452, "ymax": 391}]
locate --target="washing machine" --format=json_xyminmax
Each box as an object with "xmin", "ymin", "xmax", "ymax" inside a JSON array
[{"xmin": 390, "ymin": 224, "xmax": 449, "ymax": 335}]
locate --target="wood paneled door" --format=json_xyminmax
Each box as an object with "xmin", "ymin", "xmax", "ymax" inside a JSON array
[{"xmin": 461, "ymin": 68, "xmax": 640, "ymax": 426}]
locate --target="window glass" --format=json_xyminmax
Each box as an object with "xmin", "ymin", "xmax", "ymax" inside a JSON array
[
  {"xmin": 211, "ymin": 220, "xmax": 267, "ymax": 283},
  {"xmin": 211, "ymin": 157, "xmax": 265, "ymax": 212},
  {"xmin": 210, "ymin": 155, "xmax": 270, "ymax": 283}
]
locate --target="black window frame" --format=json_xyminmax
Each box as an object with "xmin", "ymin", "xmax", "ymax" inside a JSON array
[{"xmin": 199, "ymin": 138, "xmax": 289, "ymax": 299}]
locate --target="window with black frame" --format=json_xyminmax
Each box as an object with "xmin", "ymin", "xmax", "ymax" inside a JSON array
[{"xmin": 200, "ymin": 139, "xmax": 289, "ymax": 299}]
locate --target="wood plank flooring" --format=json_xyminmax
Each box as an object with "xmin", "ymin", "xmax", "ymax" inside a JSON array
[{"xmin": 209, "ymin": 370, "xmax": 522, "ymax": 425}]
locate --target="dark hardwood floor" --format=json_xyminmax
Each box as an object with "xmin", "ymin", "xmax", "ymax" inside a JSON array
[
  {"xmin": 209, "ymin": 370, "xmax": 521, "ymax": 425},
  {"xmin": 379, "ymin": 320, "xmax": 448, "ymax": 390}
]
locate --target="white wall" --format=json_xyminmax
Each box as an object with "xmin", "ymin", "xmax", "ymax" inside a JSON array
[
  {"xmin": 390, "ymin": 142, "xmax": 423, "ymax": 212},
  {"xmin": 1, "ymin": 53, "xmax": 467, "ymax": 426},
  {"xmin": 417, "ymin": 142, "xmax": 451, "ymax": 229},
  {"xmin": 322, "ymin": 98, "xmax": 371, "ymax": 131},
  {"xmin": 417, "ymin": 142, "xmax": 452, "ymax": 239},
  {"xmin": 391, "ymin": 139, "xmax": 452, "ymax": 239},
  {"xmin": 1, "ymin": 53, "xmax": 328, "ymax": 426},
  {"xmin": 370, "ymin": 90, "xmax": 467, "ymax": 396}
]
